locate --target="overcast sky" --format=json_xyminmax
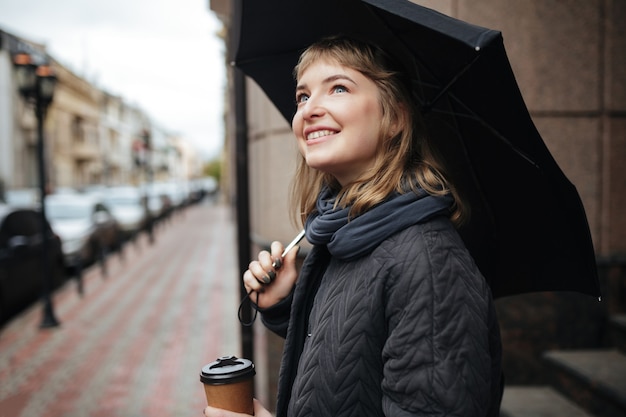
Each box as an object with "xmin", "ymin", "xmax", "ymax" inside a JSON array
[{"xmin": 0, "ymin": 0, "xmax": 226, "ymax": 161}]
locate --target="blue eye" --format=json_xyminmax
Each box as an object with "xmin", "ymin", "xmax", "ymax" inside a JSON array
[
  {"xmin": 333, "ymin": 85, "xmax": 348, "ymax": 94},
  {"xmin": 296, "ymin": 93, "xmax": 309, "ymax": 104}
]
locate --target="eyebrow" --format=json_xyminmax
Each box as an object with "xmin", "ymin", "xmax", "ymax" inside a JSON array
[{"xmin": 295, "ymin": 73, "xmax": 357, "ymax": 92}]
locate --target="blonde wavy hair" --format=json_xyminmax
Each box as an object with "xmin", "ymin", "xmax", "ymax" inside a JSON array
[{"xmin": 291, "ymin": 36, "xmax": 466, "ymax": 227}]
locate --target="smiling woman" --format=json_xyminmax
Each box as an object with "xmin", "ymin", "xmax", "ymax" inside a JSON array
[
  {"xmin": 292, "ymin": 60, "xmax": 384, "ymax": 186},
  {"xmin": 216, "ymin": 36, "xmax": 504, "ymax": 417},
  {"xmin": 290, "ymin": 36, "xmax": 461, "ymax": 224}
]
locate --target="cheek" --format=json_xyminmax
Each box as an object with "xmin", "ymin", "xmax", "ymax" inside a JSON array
[
  {"xmin": 291, "ymin": 114, "xmax": 302, "ymax": 137},
  {"xmin": 292, "ymin": 117, "xmax": 306, "ymax": 155},
  {"xmin": 297, "ymin": 140, "xmax": 307, "ymax": 157}
]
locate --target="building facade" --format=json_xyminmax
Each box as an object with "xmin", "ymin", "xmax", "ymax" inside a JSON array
[
  {"xmin": 47, "ymin": 60, "xmax": 102, "ymax": 189},
  {"xmin": 0, "ymin": 28, "xmax": 201, "ymax": 201}
]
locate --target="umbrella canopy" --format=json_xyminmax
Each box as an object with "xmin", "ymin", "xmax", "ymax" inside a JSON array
[{"xmin": 232, "ymin": 0, "xmax": 600, "ymax": 299}]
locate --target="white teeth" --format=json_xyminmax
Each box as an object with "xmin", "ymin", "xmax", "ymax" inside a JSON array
[{"xmin": 307, "ymin": 130, "xmax": 335, "ymax": 140}]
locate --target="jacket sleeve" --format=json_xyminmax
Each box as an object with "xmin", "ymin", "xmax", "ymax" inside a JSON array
[
  {"xmin": 260, "ymin": 245, "xmax": 330, "ymax": 340},
  {"xmin": 258, "ymin": 289, "xmax": 294, "ymax": 338},
  {"xmin": 380, "ymin": 222, "xmax": 496, "ymax": 417}
]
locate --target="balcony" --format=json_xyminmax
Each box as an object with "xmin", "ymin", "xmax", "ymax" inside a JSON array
[{"xmin": 70, "ymin": 142, "xmax": 99, "ymax": 161}]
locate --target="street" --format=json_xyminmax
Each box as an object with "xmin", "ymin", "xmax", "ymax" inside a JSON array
[{"xmin": 0, "ymin": 200, "xmax": 241, "ymax": 417}]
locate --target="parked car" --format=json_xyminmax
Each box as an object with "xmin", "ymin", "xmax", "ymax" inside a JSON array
[
  {"xmin": 2, "ymin": 188, "xmax": 39, "ymax": 208},
  {"xmin": 152, "ymin": 181, "xmax": 189, "ymax": 211},
  {"xmin": 189, "ymin": 177, "xmax": 218, "ymax": 203},
  {"xmin": 45, "ymin": 194, "xmax": 122, "ymax": 271},
  {"xmin": 0, "ymin": 203, "xmax": 66, "ymax": 325},
  {"xmin": 100, "ymin": 186, "xmax": 149, "ymax": 241},
  {"xmin": 139, "ymin": 183, "xmax": 166, "ymax": 222}
]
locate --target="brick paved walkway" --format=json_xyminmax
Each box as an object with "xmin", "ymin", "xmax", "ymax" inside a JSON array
[{"xmin": 0, "ymin": 201, "xmax": 241, "ymax": 417}]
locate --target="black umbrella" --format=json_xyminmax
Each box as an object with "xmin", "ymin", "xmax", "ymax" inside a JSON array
[{"xmin": 232, "ymin": 0, "xmax": 600, "ymax": 299}]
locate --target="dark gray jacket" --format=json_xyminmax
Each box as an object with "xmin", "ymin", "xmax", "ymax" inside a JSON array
[{"xmin": 261, "ymin": 217, "xmax": 502, "ymax": 417}]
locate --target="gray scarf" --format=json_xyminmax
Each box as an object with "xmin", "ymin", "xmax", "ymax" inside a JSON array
[{"xmin": 305, "ymin": 186, "xmax": 453, "ymax": 261}]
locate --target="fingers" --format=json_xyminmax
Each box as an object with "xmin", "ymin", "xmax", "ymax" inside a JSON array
[
  {"xmin": 252, "ymin": 399, "xmax": 273, "ymax": 417},
  {"xmin": 203, "ymin": 400, "xmax": 270, "ymax": 417},
  {"xmin": 250, "ymin": 251, "xmax": 274, "ymax": 284},
  {"xmin": 271, "ymin": 257, "xmax": 283, "ymax": 270},
  {"xmin": 204, "ymin": 405, "xmax": 251, "ymax": 417},
  {"xmin": 243, "ymin": 269, "xmax": 263, "ymax": 294},
  {"xmin": 242, "ymin": 239, "xmax": 300, "ymax": 309},
  {"xmin": 270, "ymin": 240, "xmax": 285, "ymax": 269},
  {"xmin": 243, "ymin": 245, "xmax": 282, "ymax": 293}
]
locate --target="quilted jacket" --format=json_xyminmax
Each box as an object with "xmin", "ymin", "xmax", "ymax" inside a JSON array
[{"xmin": 261, "ymin": 216, "xmax": 503, "ymax": 417}]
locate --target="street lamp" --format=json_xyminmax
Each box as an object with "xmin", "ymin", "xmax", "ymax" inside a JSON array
[
  {"xmin": 13, "ymin": 51, "xmax": 60, "ymax": 328},
  {"xmin": 140, "ymin": 129, "xmax": 155, "ymax": 245}
]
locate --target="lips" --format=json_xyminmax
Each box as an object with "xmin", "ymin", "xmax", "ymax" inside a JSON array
[{"xmin": 306, "ymin": 129, "xmax": 337, "ymax": 141}]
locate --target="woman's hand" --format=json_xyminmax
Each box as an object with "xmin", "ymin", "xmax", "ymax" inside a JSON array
[
  {"xmin": 243, "ymin": 240, "xmax": 299, "ymax": 308},
  {"xmin": 204, "ymin": 399, "xmax": 272, "ymax": 417}
]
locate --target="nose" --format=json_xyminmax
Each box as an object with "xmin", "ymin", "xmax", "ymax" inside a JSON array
[{"xmin": 300, "ymin": 96, "xmax": 326, "ymax": 120}]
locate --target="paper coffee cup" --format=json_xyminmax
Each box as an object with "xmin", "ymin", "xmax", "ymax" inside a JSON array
[{"xmin": 200, "ymin": 355, "xmax": 255, "ymax": 414}]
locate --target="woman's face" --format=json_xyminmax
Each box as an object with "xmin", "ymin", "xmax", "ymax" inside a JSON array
[{"xmin": 292, "ymin": 58, "xmax": 384, "ymax": 185}]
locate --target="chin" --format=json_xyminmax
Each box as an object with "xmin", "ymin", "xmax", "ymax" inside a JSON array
[{"xmin": 305, "ymin": 157, "xmax": 333, "ymax": 172}]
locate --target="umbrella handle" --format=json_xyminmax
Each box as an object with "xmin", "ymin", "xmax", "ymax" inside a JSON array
[{"xmin": 272, "ymin": 229, "xmax": 305, "ymax": 269}]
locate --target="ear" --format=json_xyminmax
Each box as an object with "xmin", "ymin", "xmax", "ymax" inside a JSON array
[{"xmin": 390, "ymin": 102, "xmax": 409, "ymax": 137}]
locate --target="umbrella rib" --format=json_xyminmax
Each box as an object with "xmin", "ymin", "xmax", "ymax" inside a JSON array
[
  {"xmin": 433, "ymin": 99, "xmax": 540, "ymax": 170},
  {"xmin": 361, "ymin": 3, "xmax": 487, "ymax": 114},
  {"xmin": 237, "ymin": 4, "xmax": 538, "ymax": 171},
  {"xmin": 420, "ymin": 55, "xmax": 481, "ymax": 113},
  {"xmin": 360, "ymin": 2, "xmax": 527, "ymax": 165}
]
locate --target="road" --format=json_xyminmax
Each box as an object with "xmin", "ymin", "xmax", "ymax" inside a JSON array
[{"xmin": 0, "ymin": 200, "xmax": 242, "ymax": 417}]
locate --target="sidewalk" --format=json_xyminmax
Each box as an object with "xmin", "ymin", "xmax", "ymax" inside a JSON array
[{"xmin": 0, "ymin": 201, "xmax": 242, "ymax": 417}]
